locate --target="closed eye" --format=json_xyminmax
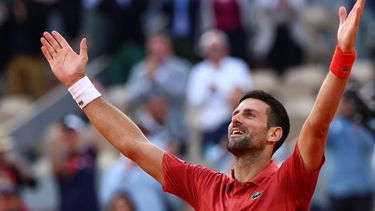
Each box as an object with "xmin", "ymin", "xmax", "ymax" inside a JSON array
[
  {"xmin": 232, "ymin": 108, "xmax": 259, "ymax": 118},
  {"xmin": 243, "ymin": 109, "xmax": 257, "ymax": 118}
]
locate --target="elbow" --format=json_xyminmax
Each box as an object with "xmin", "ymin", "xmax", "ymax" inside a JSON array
[
  {"xmin": 115, "ymin": 140, "xmax": 136, "ymax": 158},
  {"xmin": 304, "ymin": 119, "xmax": 330, "ymax": 139}
]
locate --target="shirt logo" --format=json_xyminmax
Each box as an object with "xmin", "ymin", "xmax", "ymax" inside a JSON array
[{"xmin": 251, "ymin": 191, "xmax": 262, "ymax": 200}]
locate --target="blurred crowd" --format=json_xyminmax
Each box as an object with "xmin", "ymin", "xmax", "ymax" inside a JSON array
[{"xmin": 0, "ymin": 0, "xmax": 374, "ymax": 211}]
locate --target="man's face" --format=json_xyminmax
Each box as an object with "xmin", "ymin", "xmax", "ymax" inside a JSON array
[
  {"xmin": 227, "ymin": 98, "xmax": 270, "ymax": 156},
  {"xmin": 147, "ymin": 36, "xmax": 171, "ymax": 60},
  {"xmin": 204, "ymin": 41, "xmax": 227, "ymax": 62},
  {"xmin": 61, "ymin": 127, "xmax": 80, "ymax": 152}
]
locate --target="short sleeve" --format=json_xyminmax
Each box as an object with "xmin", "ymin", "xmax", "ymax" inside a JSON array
[
  {"xmin": 162, "ymin": 152, "xmax": 224, "ymax": 208},
  {"xmin": 277, "ymin": 143, "xmax": 325, "ymax": 206}
]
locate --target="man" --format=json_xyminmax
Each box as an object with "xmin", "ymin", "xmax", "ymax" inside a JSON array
[
  {"xmin": 51, "ymin": 114, "xmax": 99, "ymax": 211},
  {"xmin": 326, "ymin": 91, "xmax": 374, "ymax": 211},
  {"xmin": 40, "ymin": 0, "xmax": 365, "ymax": 209},
  {"xmin": 187, "ymin": 29, "xmax": 252, "ymax": 152},
  {"xmin": 126, "ymin": 33, "xmax": 190, "ymax": 148}
]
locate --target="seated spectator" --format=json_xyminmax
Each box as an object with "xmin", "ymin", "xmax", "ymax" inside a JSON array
[
  {"xmin": 187, "ymin": 29, "xmax": 252, "ymax": 152},
  {"xmin": 325, "ymin": 91, "xmax": 375, "ymax": 211},
  {"xmin": 109, "ymin": 191, "xmax": 135, "ymax": 211},
  {"xmin": 51, "ymin": 114, "xmax": 100, "ymax": 211},
  {"xmin": 126, "ymin": 32, "xmax": 191, "ymax": 152}
]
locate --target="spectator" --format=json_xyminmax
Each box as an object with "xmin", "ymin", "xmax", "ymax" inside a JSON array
[
  {"xmin": 100, "ymin": 96, "xmax": 183, "ymax": 211},
  {"xmin": 187, "ymin": 29, "xmax": 252, "ymax": 152},
  {"xmin": 126, "ymin": 32, "xmax": 191, "ymax": 151},
  {"xmin": 159, "ymin": 0, "xmax": 201, "ymax": 62},
  {"xmin": 51, "ymin": 114, "xmax": 100, "ymax": 211},
  {"xmin": 200, "ymin": 0, "xmax": 255, "ymax": 60},
  {"xmin": 325, "ymin": 91, "xmax": 375, "ymax": 211},
  {"xmin": 251, "ymin": 0, "xmax": 305, "ymax": 73},
  {"xmin": 98, "ymin": 0, "xmax": 149, "ymax": 54},
  {"xmin": 109, "ymin": 191, "xmax": 135, "ymax": 211},
  {"xmin": 5, "ymin": 0, "xmax": 53, "ymax": 99}
]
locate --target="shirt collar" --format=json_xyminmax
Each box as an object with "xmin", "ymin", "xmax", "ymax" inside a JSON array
[{"xmin": 230, "ymin": 161, "xmax": 279, "ymax": 186}]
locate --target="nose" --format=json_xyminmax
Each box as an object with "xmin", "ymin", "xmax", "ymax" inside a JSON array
[{"xmin": 231, "ymin": 112, "xmax": 241, "ymax": 124}]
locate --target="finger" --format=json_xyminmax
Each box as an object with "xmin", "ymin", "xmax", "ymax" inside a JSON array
[
  {"xmin": 43, "ymin": 31, "xmax": 61, "ymax": 52},
  {"xmin": 339, "ymin": 6, "xmax": 347, "ymax": 25},
  {"xmin": 51, "ymin": 31, "xmax": 70, "ymax": 49},
  {"xmin": 356, "ymin": 0, "xmax": 366, "ymax": 11},
  {"xmin": 79, "ymin": 38, "xmax": 88, "ymax": 61},
  {"xmin": 353, "ymin": 2, "xmax": 364, "ymax": 26},
  {"xmin": 347, "ymin": 0, "xmax": 365, "ymax": 22},
  {"xmin": 41, "ymin": 46, "xmax": 52, "ymax": 62},
  {"xmin": 40, "ymin": 37, "xmax": 56, "ymax": 58}
]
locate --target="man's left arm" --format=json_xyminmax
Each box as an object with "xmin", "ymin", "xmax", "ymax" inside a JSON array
[{"xmin": 297, "ymin": 0, "xmax": 365, "ymax": 172}]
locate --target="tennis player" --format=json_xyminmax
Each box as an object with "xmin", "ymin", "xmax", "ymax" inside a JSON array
[{"xmin": 40, "ymin": 0, "xmax": 365, "ymax": 209}]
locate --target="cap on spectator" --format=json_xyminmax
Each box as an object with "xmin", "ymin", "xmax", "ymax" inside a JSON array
[{"xmin": 61, "ymin": 114, "xmax": 85, "ymax": 131}]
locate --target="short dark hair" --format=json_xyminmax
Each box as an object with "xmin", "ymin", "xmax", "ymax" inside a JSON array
[{"xmin": 239, "ymin": 90, "xmax": 290, "ymax": 154}]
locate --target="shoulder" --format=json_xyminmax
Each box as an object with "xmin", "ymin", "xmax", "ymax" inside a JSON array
[
  {"xmin": 225, "ymin": 57, "xmax": 250, "ymax": 72},
  {"xmin": 163, "ymin": 152, "xmax": 227, "ymax": 180},
  {"xmin": 129, "ymin": 61, "xmax": 147, "ymax": 76},
  {"xmin": 168, "ymin": 56, "xmax": 192, "ymax": 71},
  {"xmin": 226, "ymin": 57, "xmax": 248, "ymax": 66}
]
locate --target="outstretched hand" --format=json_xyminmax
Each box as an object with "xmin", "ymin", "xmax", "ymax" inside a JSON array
[
  {"xmin": 40, "ymin": 31, "xmax": 88, "ymax": 88},
  {"xmin": 337, "ymin": 0, "xmax": 365, "ymax": 52}
]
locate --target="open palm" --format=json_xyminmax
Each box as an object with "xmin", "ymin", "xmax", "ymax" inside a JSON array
[
  {"xmin": 41, "ymin": 31, "xmax": 88, "ymax": 88},
  {"xmin": 337, "ymin": 0, "xmax": 365, "ymax": 52}
]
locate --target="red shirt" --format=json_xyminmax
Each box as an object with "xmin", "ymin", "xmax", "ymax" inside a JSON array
[
  {"xmin": 162, "ymin": 144, "xmax": 324, "ymax": 211},
  {"xmin": 214, "ymin": 0, "xmax": 242, "ymax": 31}
]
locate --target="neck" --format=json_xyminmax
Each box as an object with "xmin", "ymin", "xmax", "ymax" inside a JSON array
[
  {"xmin": 209, "ymin": 56, "xmax": 225, "ymax": 68},
  {"xmin": 233, "ymin": 151, "xmax": 271, "ymax": 185}
]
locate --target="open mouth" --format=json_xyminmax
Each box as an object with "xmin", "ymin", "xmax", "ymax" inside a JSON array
[{"xmin": 230, "ymin": 128, "xmax": 245, "ymax": 136}]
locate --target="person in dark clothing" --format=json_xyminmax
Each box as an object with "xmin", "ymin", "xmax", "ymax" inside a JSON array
[{"xmin": 51, "ymin": 114, "xmax": 99, "ymax": 211}]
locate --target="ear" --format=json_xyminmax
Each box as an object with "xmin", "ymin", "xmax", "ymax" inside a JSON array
[{"xmin": 267, "ymin": 127, "xmax": 283, "ymax": 144}]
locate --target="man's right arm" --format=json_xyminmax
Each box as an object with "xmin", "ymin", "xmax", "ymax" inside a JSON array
[
  {"xmin": 40, "ymin": 31, "xmax": 165, "ymax": 185},
  {"xmin": 83, "ymin": 97, "xmax": 165, "ymax": 184},
  {"xmin": 85, "ymin": 98, "xmax": 220, "ymax": 210}
]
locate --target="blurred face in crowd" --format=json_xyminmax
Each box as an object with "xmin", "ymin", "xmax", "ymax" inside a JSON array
[
  {"xmin": 110, "ymin": 193, "xmax": 135, "ymax": 211},
  {"xmin": 203, "ymin": 40, "xmax": 228, "ymax": 63},
  {"xmin": 227, "ymin": 99, "xmax": 272, "ymax": 157},
  {"xmin": 60, "ymin": 126, "xmax": 80, "ymax": 152},
  {"xmin": 147, "ymin": 96, "xmax": 168, "ymax": 125},
  {"xmin": 147, "ymin": 35, "xmax": 172, "ymax": 61},
  {"xmin": 338, "ymin": 97, "xmax": 357, "ymax": 119}
]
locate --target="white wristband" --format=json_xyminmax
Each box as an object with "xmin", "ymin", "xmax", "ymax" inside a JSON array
[{"xmin": 68, "ymin": 76, "xmax": 101, "ymax": 109}]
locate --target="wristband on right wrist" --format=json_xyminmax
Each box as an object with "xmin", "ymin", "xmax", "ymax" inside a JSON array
[
  {"xmin": 68, "ymin": 76, "xmax": 101, "ymax": 109},
  {"xmin": 329, "ymin": 46, "xmax": 356, "ymax": 79}
]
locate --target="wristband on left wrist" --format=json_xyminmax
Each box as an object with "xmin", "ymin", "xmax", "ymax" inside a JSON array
[{"xmin": 329, "ymin": 46, "xmax": 356, "ymax": 79}]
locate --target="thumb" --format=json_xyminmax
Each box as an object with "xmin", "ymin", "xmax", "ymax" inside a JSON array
[
  {"xmin": 339, "ymin": 6, "xmax": 347, "ymax": 25},
  {"xmin": 79, "ymin": 38, "xmax": 88, "ymax": 61}
]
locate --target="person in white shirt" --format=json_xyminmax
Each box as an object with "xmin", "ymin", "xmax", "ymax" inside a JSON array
[{"xmin": 187, "ymin": 29, "xmax": 252, "ymax": 151}]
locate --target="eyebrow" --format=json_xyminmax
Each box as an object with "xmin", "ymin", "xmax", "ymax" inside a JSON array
[{"xmin": 232, "ymin": 108, "xmax": 259, "ymax": 116}]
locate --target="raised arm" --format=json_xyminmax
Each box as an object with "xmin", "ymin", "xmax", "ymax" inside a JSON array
[
  {"xmin": 40, "ymin": 31, "xmax": 165, "ymax": 184},
  {"xmin": 297, "ymin": 0, "xmax": 365, "ymax": 171}
]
